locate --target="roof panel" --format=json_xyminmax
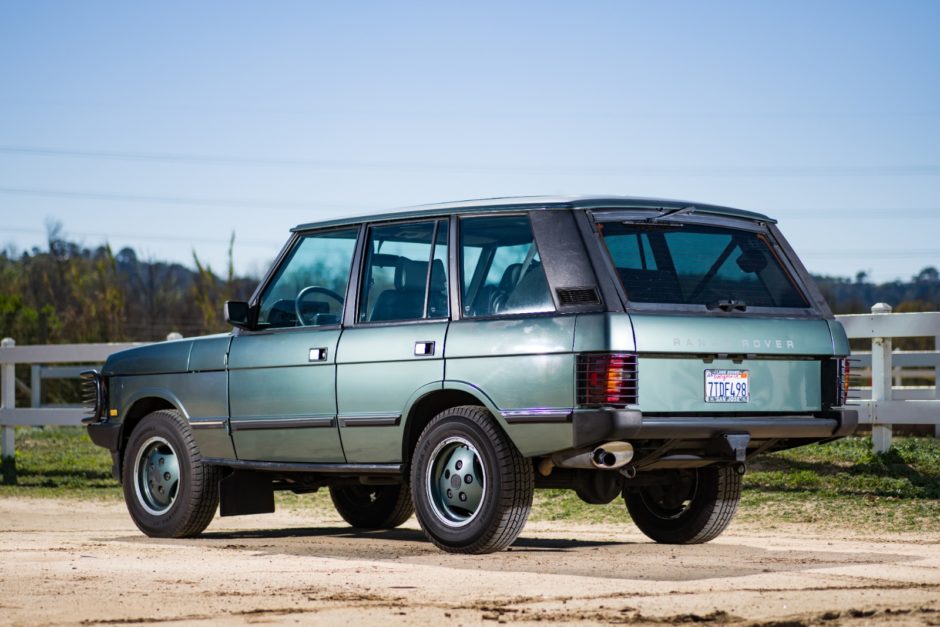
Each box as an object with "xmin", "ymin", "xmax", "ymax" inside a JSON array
[{"xmin": 290, "ymin": 195, "xmax": 773, "ymax": 232}]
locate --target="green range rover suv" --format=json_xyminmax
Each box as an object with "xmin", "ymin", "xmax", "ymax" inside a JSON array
[{"xmin": 83, "ymin": 196, "xmax": 856, "ymax": 554}]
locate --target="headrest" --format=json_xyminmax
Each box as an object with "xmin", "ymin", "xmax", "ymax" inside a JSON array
[
  {"xmin": 430, "ymin": 259, "xmax": 447, "ymax": 291},
  {"xmin": 498, "ymin": 263, "xmax": 522, "ymax": 292},
  {"xmin": 395, "ymin": 259, "xmax": 428, "ymax": 290}
]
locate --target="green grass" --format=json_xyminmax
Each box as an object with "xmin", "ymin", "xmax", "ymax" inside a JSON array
[
  {"xmin": 0, "ymin": 426, "xmax": 121, "ymax": 499},
  {"xmin": 3, "ymin": 427, "xmax": 940, "ymax": 533}
]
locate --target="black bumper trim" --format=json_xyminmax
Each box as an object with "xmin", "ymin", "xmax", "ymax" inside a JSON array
[
  {"xmin": 572, "ymin": 408, "xmax": 858, "ymax": 447},
  {"xmin": 86, "ymin": 421, "xmax": 122, "ymax": 452}
]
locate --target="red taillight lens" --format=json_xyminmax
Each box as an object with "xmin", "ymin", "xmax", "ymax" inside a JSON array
[
  {"xmin": 838, "ymin": 358, "xmax": 851, "ymax": 406},
  {"xmin": 577, "ymin": 353, "xmax": 638, "ymax": 407}
]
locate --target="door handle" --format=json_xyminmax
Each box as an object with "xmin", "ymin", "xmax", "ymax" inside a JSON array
[
  {"xmin": 414, "ymin": 341, "xmax": 435, "ymax": 357},
  {"xmin": 309, "ymin": 347, "xmax": 328, "ymax": 362}
]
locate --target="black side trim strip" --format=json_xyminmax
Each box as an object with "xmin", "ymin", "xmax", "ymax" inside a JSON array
[
  {"xmin": 338, "ymin": 415, "xmax": 402, "ymax": 428},
  {"xmin": 230, "ymin": 417, "xmax": 336, "ymax": 431},
  {"xmin": 202, "ymin": 458, "xmax": 403, "ymax": 475},
  {"xmin": 189, "ymin": 418, "xmax": 227, "ymax": 430},
  {"xmin": 502, "ymin": 410, "xmax": 572, "ymax": 424}
]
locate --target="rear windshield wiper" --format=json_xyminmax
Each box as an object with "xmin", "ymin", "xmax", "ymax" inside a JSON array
[
  {"xmin": 646, "ymin": 205, "xmax": 696, "ymax": 222},
  {"xmin": 707, "ymin": 299, "xmax": 748, "ymax": 312}
]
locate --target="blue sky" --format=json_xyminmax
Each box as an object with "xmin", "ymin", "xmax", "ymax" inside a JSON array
[{"xmin": 1, "ymin": 1, "xmax": 938, "ymax": 281}]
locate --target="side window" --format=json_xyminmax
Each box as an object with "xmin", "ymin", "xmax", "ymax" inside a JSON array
[
  {"xmin": 258, "ymin": 227, "xmax": 359, "ymax": 329},
  {"xmin": 460, "ymin": 215, "xmax": 554, "ymax": 317},
  {"xmin": 358, "ymin": 219, "xmax": 449, "ymax": 323}
]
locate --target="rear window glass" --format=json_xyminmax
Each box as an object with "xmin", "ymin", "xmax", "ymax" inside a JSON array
[{"xmin": 597, "ymin": 222, "xmax": 808, "ymax": 308}]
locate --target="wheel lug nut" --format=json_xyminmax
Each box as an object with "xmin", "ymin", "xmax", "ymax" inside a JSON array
[
  {"xmin": 159, "ymin": 458, "xmax": 164, "ymax": 466},
  {"xmin": 446, "ymin": 489, "xmax": 453, "ymax": 499},
  {"xmin": 459, "ymin": 492, "xmax": 467, "ymax": 502},
  {"xmin": 444, "ymin": 469, "xmax": 450, "ymax": 479},
  {"xmin": 455, "ymin": 460, "xmax": 463, "ymax": 470},
  {"xmin": 163, "ymin": 472, "xmax": 171, "ymax": 481},
  {"xmin": 464, "ymin": 474, "xmax": 473, "ymax": 484}
]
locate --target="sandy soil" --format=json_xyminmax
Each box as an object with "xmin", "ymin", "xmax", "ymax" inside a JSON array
[{"xmin": 2, "ymin": 498, "xmax": 940, "ymax": 626}]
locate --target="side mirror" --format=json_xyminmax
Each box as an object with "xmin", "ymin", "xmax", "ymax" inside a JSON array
[{"xmin": 224, "ymin": 301, "xmax": 253, "ymax": 330}]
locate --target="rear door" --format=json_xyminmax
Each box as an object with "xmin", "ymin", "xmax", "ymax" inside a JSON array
[{"xmin": 335, "ymin": 218, "xmax": 449, "ymax": 463}]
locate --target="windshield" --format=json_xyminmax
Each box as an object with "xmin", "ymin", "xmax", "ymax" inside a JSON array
[{"xmin": 597, "ymin": 222, "xmax": 808, "ymax": 309}]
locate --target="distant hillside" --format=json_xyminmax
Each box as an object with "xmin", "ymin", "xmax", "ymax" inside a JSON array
[
  {"xmin": 815, "ymin": 267, "xmax": 940, "ymax": 314},
  {"xmin": 1, "ymin": 234, "xmax": 936, "ymax": 344}
]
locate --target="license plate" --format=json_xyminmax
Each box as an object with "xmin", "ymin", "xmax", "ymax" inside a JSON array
[{"xmin": 705, "ymin": 370, "xmax": 750, "ymax": 403}]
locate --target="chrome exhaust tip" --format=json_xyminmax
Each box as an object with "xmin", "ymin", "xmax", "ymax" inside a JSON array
[{"xmin": 590, "ymin": 441, "xmax": 634, "ymax": 469}]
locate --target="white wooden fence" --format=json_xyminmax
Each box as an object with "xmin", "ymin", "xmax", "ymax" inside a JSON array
[
  {"xmin": 836, "ymin": 303, "xmax": 940, "ymax": 453},
  {"xmin": 0, "ymin": 336, "xmax": 178, "ymax": 460},
  {"xmin": 0, "ymin": 305, "xmax": 938, "ymax": 460}
]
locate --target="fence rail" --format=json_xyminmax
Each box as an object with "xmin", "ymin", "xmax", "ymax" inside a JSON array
[
  {"xmin": 0, "ymin": 337, "xmax": 174, "ymax": 460},
  {"xmin": 0, "ymin": 305, "xmax": 938, "ymax": 460},
  {"xmin": 835, "ymin": 304, "xmax": 940, "ymax": 452}
]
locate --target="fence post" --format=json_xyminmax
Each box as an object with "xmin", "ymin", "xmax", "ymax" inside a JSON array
[
  {"xmin": 870, "ymin": 303, "xmax": 893, "ymax": 453},
  {"xmin": 1, "ymin": 337, "xmax": 16, "ymax": 483},
  {"xmin": 936, "ymin": 333, "xmax": 940, "ymax": 439}
]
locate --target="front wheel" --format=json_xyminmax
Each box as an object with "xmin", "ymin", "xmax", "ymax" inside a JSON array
[
  {"xmin": 624, "ymin": 465, "xmax": 741, "ymax": 544},
  {"xmin": 122, "ymin": 409, "xmax": 220, "ymax": 538},
  {"xmin": 410, "ymin": 405, "xmax": 533, "ymax": 554}
]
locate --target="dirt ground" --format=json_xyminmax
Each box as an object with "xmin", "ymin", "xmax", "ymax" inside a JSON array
[{"xmin": 2, "ymin": 498, "xmax": 940, "ymax": 626}]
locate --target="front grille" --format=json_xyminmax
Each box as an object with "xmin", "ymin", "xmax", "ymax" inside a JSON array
[
  {"xmin": 80, "ymin": 370, "xmax": 105, "ymax": 423},
  {"xmin": 577, "ymin": 353, "xmax": 638, "ymax": 408},
  {"xmin": 557, "ymin": 286, "xmax": 600, "ymax": 306}
]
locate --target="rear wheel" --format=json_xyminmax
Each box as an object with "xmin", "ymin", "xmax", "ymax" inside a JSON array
[
  {"xmin": 624, "ymin": 465, "xmax": 741, "ymax": 544},
  {"xmin": 410, "ymin": 405, "xmax": 533, "ymax": 554},
  {"xmin": 329, "ymin": 484, "xmax": 413, "ymax": 529},
  {"xmin": 122, "ymin": 409, "xmax": 220, "ymax": 538}
]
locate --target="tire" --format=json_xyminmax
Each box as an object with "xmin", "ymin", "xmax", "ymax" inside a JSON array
[
  {"xmin": 122, "ymin": 409, "xmax": 221, "ymax": 538},
  {"xmin": 624, "ymin": 465, "xmax": 741, "ymax": 544},
  {"xmin": 410, "ymin": 405, "xmax": 533, "ymax": 554},
  {"xmin": 329, "ymin": 483, "xmax": 414, "ymax": 529}
]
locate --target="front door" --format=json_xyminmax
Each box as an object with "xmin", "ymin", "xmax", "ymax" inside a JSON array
[{"xmin": 228, "ymin": 226, "xmax": 359, "ymax": 462}]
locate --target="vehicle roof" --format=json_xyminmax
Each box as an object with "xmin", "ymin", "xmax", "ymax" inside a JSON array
[{"xmin": 291, "ymin": 195, "xmax": 775, "ymax": 232}]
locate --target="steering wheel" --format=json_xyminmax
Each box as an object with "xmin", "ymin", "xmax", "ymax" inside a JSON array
[{"xmin": 295, "ymin": 286, "xmax": 344, "ymax": 326}]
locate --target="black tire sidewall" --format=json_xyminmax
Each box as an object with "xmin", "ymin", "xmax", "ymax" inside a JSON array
[
  {"xmin": 329, "ymin": 484, "xmax": 411, "ymax": 529},
  {"xmin": 625, "ymin": 466, "xmax": 738, "ymax": 544},
  {"xmin": 122, "ymin": 411, "xmax": 198, "ymax": 537},
  {"xmin": 411, "ymin": 412, "xmax": 506, "ymax": 550}
]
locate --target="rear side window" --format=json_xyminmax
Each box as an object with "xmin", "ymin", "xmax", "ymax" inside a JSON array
[
  {"xmin": 358, "ymin": 219, "xmax": 449, "ymax": 323},
  {"xmin": 460, "ymin": 215, "xmax": 554, "ymax": 317},
  {"xmin": 598, "ymin": 222, "xmax": 807, "ymax": 308}
]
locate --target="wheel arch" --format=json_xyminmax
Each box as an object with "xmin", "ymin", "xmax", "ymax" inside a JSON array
[
  {"xmin": 400, "ymin": 382, "xmax": 506, "ymax": 464},
  {"xmin": 119, "ymin": 389, "xmax": 189, "ymax": 450}
]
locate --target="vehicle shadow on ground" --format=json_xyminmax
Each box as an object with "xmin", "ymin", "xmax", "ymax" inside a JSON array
[
  {"xmin": 195, "ymin": 525, "xmax": 624, "ymax": 551},
  {"xmin": 114, "ymin": 525, "xmax": 917, "ymax": 582}
]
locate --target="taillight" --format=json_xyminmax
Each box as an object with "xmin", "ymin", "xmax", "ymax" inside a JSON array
[
  {"xmin": 577, "ymin": 353, "xmax": 638, "ymax": 407},
  {"xmin": 836, "ymin": 357, "xmax": 851, "ymax": 406}
]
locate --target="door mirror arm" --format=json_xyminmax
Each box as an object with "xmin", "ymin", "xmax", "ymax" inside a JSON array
[{"xmin": 224, "ymin": 301, "xmax": 255, "ymax": 330}]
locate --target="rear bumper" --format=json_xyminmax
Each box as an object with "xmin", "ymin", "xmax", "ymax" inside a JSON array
[{"xmin": 572, "ymin": 407, "xmax": 858, "ymax": 447}]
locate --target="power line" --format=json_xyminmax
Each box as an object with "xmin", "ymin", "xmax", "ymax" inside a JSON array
[
  {"xmin": 0, "ymin": 186, "xmax": 369, "ymax": 212},
  {"xmin": 2, "ymin": 185, "xmax": 940, "ymax": 220},
  {"xmin": 0, "ymin": 145, "xmax": 938, "ymax": 177},
  {"xmin": 2, "ymin": 226, "xmax": 282, "ymax": 248}
]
